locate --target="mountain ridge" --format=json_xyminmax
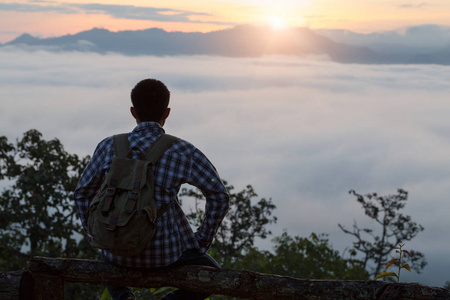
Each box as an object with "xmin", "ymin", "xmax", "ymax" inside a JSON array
[{"xmin": 3, "ymin": 25, "xmax": 450, "ymax": 65}]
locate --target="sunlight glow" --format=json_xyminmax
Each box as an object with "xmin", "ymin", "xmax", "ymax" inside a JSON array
[{"xmin": 269, "ymin": 16, "xmax": 288, "ymax": 30}]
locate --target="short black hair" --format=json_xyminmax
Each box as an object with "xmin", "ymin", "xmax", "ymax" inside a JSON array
[{"xmin": 130, "ymin": 79, "xmax": 170, "ymax": 122}]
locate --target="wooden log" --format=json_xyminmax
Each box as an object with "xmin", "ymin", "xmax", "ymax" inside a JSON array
[
  {"xmin": 31, "ymin": 274, "xmax": 64, "ymax": 300},
  {"xmin": 0, "ymin": 271, "xmax": 23, "ymax": 300},
  {"xmin": 0, "ymin": 270, "xmax": 35, "ymax": 300},
  {"xmin": 27, "ymin": 256, "xmax": 450, "ymax": 300}
]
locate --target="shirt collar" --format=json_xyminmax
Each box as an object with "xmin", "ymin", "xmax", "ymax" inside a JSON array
[{"xmin": 132, "ymin": 121, "xmax": 165, "ymax": 134}]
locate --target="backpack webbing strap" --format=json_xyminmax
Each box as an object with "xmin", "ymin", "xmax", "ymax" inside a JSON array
[
  {"xmin": 125, "ymin": 159, "xmax": 146, "ymax": 213},
  {"xmin": 145, "ymin": 134, "xmax": 178, "ymax": 163},
  {"xmin": 146, "ymin": 134, "xmax": 178, "ymax": 217},
  {"xmin": 105, "ymin": 134, "xmax": 129, "ymax": 214},
  {"xmin": 113, "ymin": 133, "xmax": 130, "ymax": 158}
]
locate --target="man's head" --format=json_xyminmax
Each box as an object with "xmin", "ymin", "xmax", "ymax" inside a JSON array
[{"xmin": 130, "ymin": 79, "xmax": 171, "ymax": 125}]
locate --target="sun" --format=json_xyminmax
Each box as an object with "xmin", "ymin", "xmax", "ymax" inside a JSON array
[{"xmin": 269, "ymin": 16, "xmax": 288, "ymax": 30}]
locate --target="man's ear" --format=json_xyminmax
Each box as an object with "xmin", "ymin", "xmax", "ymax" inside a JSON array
[
  {"xmin": 160, "ymin": 108, "xmax": 171, "ymax": 127},
  {"xmin": 130, "ymin": 107, "xmax": 140, "ymax": 123},
  {"xmin": 163, "ymin": 108, "xmax": 171, "ymax": 120}
]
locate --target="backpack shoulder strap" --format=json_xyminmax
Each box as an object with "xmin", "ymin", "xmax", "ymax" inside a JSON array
[
  {"xmin": 145, "ymin": 134, "xmax": 178, "ymax": 216},
  {"xmin": 113, "ymin": 133, "xmax": 129, "ymax": 158},
  {"xmin": 145, "ymin": 134, "xmax": 178, "ymax": 163}
]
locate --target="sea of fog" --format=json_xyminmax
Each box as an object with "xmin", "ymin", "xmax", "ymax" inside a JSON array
[{"xmin": 1, "ymin": 48, "xmax": 450, "ymax": 286}]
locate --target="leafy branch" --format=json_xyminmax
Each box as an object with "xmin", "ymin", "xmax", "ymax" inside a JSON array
[{"xmin": 374, "ymin": 244, "xmax": 412, "ymax": 282}]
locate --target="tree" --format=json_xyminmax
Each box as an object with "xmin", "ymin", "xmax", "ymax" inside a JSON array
[
  {"xmin": 338, "ymin": 189, "xmax": 426, "ymax": 278},
  {"xmin": 269, "ymin": 232, "xmax": 369, "ymax": 280},
  {"xmin": 180, "ymin": 182, "xmax": 277, "ymax": 268},
  {"xmin": 181, "ymin": 183, "xmax": 369, "ymax": 281},
  {"xmin": 0, "ymin": 130, "xmax": 96, "ymax": 271},
  {"xmin": 234, "ymin": 232, "xmax": 369, "ymax": 280}
]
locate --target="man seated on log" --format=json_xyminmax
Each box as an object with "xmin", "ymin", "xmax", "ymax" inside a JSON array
[{"xmin": 74, "ymin": 78, "xmax": 230, "ymax": 300}]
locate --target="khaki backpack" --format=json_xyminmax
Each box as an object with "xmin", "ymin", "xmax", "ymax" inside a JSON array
[{"xmin": 87, "ymin": 133, "xmax": 178, "ymax": 257}]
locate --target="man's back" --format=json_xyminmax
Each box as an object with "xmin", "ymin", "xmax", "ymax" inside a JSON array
[{"xmin": 74, "ymin": 121, "xmax": 230, "ymax": 268}]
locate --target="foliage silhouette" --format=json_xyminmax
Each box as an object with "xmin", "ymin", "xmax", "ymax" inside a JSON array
[
  {"xmin": 339, "ymin": 189, "xmax": 426, "ymax": 278},
  {"xmin": 180, "ymin": 182, "xmax": 277, "ymax": 268},
  {"xmin": 181, "ymin": 184, "xmax": 369, "ymax": 281},
  {"xmin": 0, "ymin": 130, "xmax": 99, "ymax": 298}
]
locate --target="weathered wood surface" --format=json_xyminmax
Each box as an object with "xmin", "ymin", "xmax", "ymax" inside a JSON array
[
  {"xmin": 30, "ymin": 274, "xmax": 64, "ymax": 300},
  {"xmin": 0, "ymin": 270, "xmax": 36, "ymax": 300},
  {"xmin": 0, "ymin": 271, "xmax": 23, "ymax": 300},
  {"xmin": 26, "ymin": 256, "xmax": 450, "ymax": 300}
]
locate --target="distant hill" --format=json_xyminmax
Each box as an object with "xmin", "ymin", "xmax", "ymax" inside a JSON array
[
  {"xmin": 3, "ymin": 25, "xmax": 450, "ymax": 65},
  {"xmin": 318, "ymin": 25, "xmax": 450, "ymax": 52},
  {"xmin": 317, "ymin": 24, "xmax": 450, "ymax": 64}
]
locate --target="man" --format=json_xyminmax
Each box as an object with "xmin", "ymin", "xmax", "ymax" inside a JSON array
[{"xmin": 74, "ymin": 78, "xmax": 230, "ymax": 300}]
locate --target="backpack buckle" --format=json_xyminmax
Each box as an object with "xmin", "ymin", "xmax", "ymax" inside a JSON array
[
  {"xmin": 129, "ymin": 191, "xmax": 140, "ymax": 200},
  {"xmin": 107, "ymin": 209, "xmax": 119, "ymax": 231},
  {"xmin": 125, "ymin": 191, "xmax": 139, "ymax": 213},
  {"xmin": 102, "ymin": 188, "xmax": 116, "ymax": 213}
]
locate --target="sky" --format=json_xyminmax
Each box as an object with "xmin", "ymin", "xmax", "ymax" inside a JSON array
[
  {"xmin": 1, "ymin": 0, "xmax": 450, "ymax": 291},
  {"xmin": 1, "ymin": 48, "xmax": 450, "ymax": 287},
  {"xmin": 2, "ymin": 0, "xmax": 450, "ymax": 43}
]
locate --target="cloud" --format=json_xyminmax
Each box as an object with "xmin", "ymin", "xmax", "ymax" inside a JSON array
[
  {"xmin": 78, "ymin": 3, "xmax": 235, "ymax": 25},
  {"xmin": 399, "ymin": 3, "xmax": 429, "ymax": 9},
  {"xmin": 76, "ymin": 4, "xmax": 206, "ymax": 22},
  {"xmin": 1, "ymin": 49, "xmax": 450, "ymax": 286},
  {"xmin": 0, "ymin": 2, "xmax": 235, "ymax": 25},
  {"xmin": 0, "ymin": 30, "xmax": 19, "ymax": 35},
  {"xmin": 0, "ymin": 2, "xmax": 74, "ymax": 13}
]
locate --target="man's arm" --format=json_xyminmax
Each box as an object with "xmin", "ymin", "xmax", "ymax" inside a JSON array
[
  {"xmin": 73, "ymin": 138, "xmax": 111, "ymax": 232},
  {"xmin": 186, "ymin": 148, "xmax": 230, "ymax": 253}
]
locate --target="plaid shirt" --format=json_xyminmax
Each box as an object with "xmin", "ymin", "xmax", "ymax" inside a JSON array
[{"xmin": 74, "ymin": 122, "xmax": 229, "ymax": 268}]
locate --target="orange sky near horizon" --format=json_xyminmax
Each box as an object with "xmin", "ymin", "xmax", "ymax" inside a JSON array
[{"xmin": 1, "ymin": 0, "xmax": 450, "ymax": 43}]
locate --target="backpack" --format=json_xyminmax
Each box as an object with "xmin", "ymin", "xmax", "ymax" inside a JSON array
[{"xmin": 87, "ymin": 133, "xmax": 178, "ymax": 257}]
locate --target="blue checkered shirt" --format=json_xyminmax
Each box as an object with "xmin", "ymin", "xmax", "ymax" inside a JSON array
[{"xmin": 74, "ymin": 122, "xmax": 229, "ymax": 268}]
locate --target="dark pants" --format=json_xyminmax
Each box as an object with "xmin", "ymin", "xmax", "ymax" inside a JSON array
[{"xmin": 104, "ymin": 250, "xmax": 221, "ymax": 300}]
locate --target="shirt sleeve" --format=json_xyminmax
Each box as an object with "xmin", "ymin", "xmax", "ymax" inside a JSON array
[
  {"xmin": 185, "ymin": 148, "xmax": 230, "ymax": 253},
  {"xmin": 73, "ymin": 137, "xmax": 112, "ymax": 233}
]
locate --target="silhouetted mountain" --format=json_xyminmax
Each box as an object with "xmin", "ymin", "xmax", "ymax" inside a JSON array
[
  {"xmin": 407, "ymin": 46, "xmax": 450, "ymax": 65},
  {"xmin": 7, "ymin": 33, "xmax": 42, "ymax": 45},
  {"xmin": 3, "ymin": 26, "xmax": 378, "ymax": 63},
  {"xmin": 317, "ymin": 25, "xmax": 450, "ymax": 60},
  {"xmin": 319, "ymin": 25, "xmax": 450, "ymax": 49},
  {"xmin": 3, "ymin": 25, "xmax": 450, "ymax": 65}
]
